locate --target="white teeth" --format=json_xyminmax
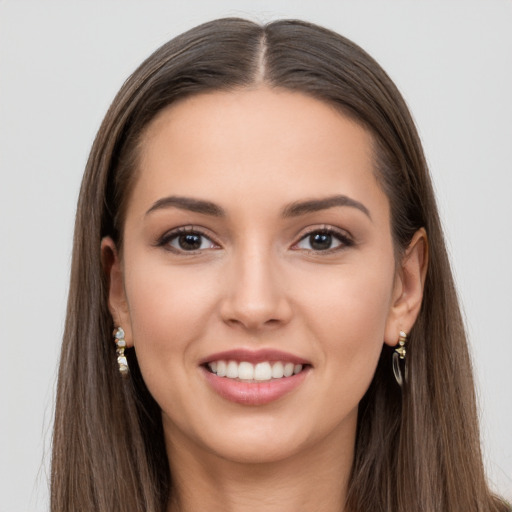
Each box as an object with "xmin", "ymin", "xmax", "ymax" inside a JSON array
[
  {"xmin": 216, "ymin": 360, "xmax": 227, "ymax": 377},
  {"xmin": 238, "ymin": 361, "xmax": 254, "ymax": 380},
  {"xmin": 271, "ymin": 361, "xmax": 284, "ymax": 378},
  {"xmin": 283, "ymin": 362, "xmax": 294, "ymax": 377},
  {"xmin": 226, "ymin": 361, "xmax": 238, "ymax": 378},
  {"xmin": 207, "ymin": 359, "xmax": 306, "ymax": 381},
  {"xmin": 254, "ymin": 362, "xmax": 272, "ymax": 381}
]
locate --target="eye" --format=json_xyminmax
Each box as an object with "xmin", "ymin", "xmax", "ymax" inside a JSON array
[
  {"xmin": 160, "ymin": 229, "xmax": 218, "ymax": 253},
  {"xmin": 294, "ymin": 229, "xmax": 352, "ymax": 252}
]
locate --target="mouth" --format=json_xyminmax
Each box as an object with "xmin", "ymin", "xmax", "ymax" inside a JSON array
[{"xmin": 200, "ymin": 349, "xmax": 312, "ymax": 405}]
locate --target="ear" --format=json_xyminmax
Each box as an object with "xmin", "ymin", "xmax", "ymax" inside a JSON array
[
  {"xmin": 384, "ymin": 228, "xmax": 428, "ymax": 346},
  {"xmin": 101, "ymin": 237, "xmax": 133, "ymax": 347}
]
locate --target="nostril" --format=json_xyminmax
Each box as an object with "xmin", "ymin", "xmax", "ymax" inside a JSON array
[{"xmin": 224, "ymin": 316, "xmax": 283, "ymax": 330}]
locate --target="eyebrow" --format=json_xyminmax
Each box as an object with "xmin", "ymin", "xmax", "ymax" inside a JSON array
[
  {"xmin": 282, "ymin": 195, "xmax": 371, "ymax": 220},
  {"xmin": 146, "ymin": 196, "xmax": 226, "ymax": 217},
  {"xmin": 145, "ymin": 194, "xmax": 371, "ymax": 220}
]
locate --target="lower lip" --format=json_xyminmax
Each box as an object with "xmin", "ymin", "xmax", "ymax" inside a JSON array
[{"xmin": 201, "ymin": 366, "xmax": 310, "ymax": 405}]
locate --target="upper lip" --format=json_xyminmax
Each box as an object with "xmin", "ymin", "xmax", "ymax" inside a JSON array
[{"xmin": 199, "ymin": 348, "xmax": 311, "ymax": 366}]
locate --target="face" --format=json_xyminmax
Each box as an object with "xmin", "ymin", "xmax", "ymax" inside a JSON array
[{"xmin": 106, "ymin": 88, "xmax": 415, "ymax": 467}]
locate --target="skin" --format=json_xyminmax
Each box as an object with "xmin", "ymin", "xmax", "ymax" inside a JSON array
[{"xmin": 103, "ymin": 87, "xmax": 427, "ymax": 512}]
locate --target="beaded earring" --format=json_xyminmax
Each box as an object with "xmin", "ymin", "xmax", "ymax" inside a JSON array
[{"xmin": 114, "ymin": 327, "xmax": 129, "ymax": 376}]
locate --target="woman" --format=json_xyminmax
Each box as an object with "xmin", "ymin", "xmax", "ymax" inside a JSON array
[{"xmin": 51, "ymin": 18, "xmax": 509, "ymax": 512}]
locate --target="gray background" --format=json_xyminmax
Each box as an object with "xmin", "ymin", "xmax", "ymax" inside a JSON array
[{"xmin": 0, "ymin": 1, "xmax": 511, "ymax": 510}]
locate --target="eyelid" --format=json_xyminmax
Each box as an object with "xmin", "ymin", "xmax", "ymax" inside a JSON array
[
  {"xmin": 291, "ymin": 225, "xmax": 354, "ymax": 252},
  {"xmin": 156, "ymin": 226, "xmax": 221, "ymax": 253}
]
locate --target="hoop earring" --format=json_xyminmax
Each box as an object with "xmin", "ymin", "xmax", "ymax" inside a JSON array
[
  {"xmin": 114, "ymin": 327, "xmax": 129, "ymax": 376},
  {"xmin": 392, "ymin": 330, "xmax": 408, "ymax": 387}
]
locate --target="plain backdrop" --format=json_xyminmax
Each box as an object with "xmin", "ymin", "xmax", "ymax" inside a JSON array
[{"xmin": 0, "ymin": 1, "xmax": 511, "ymax": 510}]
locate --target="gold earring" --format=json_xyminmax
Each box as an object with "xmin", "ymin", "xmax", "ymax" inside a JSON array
[
  {"xmin": 114, "ymin": 327, "xmax": 129, "ymax": 376},
  {"xmin": 392, "ymin": 330, "xmax": 407, "ymax": 387}
]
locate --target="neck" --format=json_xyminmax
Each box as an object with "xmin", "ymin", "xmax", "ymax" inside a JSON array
[{"xmin": 165, "ymin": 422, "xmax": 354, "ymax": 512}]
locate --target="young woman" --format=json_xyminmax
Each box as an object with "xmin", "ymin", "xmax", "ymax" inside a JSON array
[{"xmin": 51, "ymin": 18, "xmax": 509, "ymax": 512}]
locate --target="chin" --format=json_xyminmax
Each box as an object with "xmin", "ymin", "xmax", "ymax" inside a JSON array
[{"xmin": 210, "ymin": 434, "xmax": 308, "ymax": 465}]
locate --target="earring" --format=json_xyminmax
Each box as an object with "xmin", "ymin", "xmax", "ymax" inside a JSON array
[
  {"xmin": 392, "ymin": 330, "xmax": 408, "ymax": 387},
  {"xmin": 114, "ymin": 327, "xmax": 129, "ymax": 376}
]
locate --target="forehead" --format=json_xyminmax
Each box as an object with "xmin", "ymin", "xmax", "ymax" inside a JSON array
[{"xmin": 131, "ymin": 87, "xmax": 387, "ymax": 220}]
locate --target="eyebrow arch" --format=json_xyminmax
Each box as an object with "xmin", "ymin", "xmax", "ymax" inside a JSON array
[
  {"xmin": 282, "ymin": 195, "xmax": 371, "ymax": 220},
  {"xmin": 145, "ymin": 196, "xmax": 225, "ymax": 217}
]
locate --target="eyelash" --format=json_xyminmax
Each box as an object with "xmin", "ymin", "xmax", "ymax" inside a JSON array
[
  {"xmin": 157, "ymin": 227, "xmax": 219, "ymax": 253},
  {"xmin": 157, "ymin": 226, "xmax": 354, "ymax": 254},
  {"xmin": 292, "ymin": 227, "xmax": 354, "ymax": 253}
]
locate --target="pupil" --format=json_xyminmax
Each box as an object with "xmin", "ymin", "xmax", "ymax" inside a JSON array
[
  {"xmin": 310, "ymin": 233, "xmax": 332, "ymax": 250},
  {"xmin": 179, "ymin": 233, "xmax": 201, "ymax": 250}
]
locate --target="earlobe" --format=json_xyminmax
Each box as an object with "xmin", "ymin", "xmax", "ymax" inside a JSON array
[
  {"xmin": 101, "ymin": 237, "xmax": 133, "ymax": 347},
  {"xmin": 384, "ymin": 228, "xmax": 428, "ymax": 346}
]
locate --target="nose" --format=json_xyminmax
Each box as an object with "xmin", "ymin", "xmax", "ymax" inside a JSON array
[{"xmin": 219, "ymin": 245, "xmax": 293, "ymax": 331}]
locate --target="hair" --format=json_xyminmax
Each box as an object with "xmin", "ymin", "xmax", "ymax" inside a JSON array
[{"xmin": 51, "ymin": 18, "xmax": 509, "ymax": 512}]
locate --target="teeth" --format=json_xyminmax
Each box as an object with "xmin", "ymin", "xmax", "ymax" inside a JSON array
[
  {"xmin": 254, "ymin": 362, "xmax": 272, "ymax": 381},
  {"xmin": 283, "ymin": 362, "xmax": 294, "ymax": 377},
  {"xmin": 238, "ymin": 361, "xmax": 254, "ymax": 380},
  {"xmin": 216, "ymin": 360, "xmax": 227, "ymax": 377},
  {"xmin": 271, "ymin": 361, "xmax": 284, "ymax": 378},
  {"xmin": 226, "ymin": 361, "xmax": 238, "ymax": 378},
  {"xmin": 207, "ymin": 360, "xmax": 305, "ymax": 381}
]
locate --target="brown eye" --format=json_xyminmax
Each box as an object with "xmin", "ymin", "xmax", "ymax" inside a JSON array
[
  {"xmin": 309, "ymin": 233, "xmax": 335, "ymax": 251},
  {"xmin": 294, "ymin": 229, "xmax": 351, "ymax": 252},
  {"xmin": 178, "ymin": 233, "xmax": 202, "ymax": 250},
  {"xmin": 166, "ymin": 231, "xmax": 217, "ymax": 252}
]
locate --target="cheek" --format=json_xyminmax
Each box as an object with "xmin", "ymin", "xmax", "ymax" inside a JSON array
[
  {"xmin": 300, "ymin": 258, "xmax": 394, "ymax": 333},
  {"xmin": 297, "ymin": 257, "xmax": 395, "ymax": 383},
  {"xmin": 122, "ymin": 259, "xmax": 221, "ymax": 373}
]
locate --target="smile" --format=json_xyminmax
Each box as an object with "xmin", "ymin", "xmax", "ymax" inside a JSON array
[
  {"xmin": 207, "ymin": 360, "xmax": 303, "ymax": 381},
  {"xmin": 201, "ymin": 349, "xmax": 311, "ymax": 405}
]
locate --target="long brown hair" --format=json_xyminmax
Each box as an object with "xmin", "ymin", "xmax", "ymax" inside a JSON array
[{"xmin": 51, "ymin": 18, "xmax": 508, "ymax": 512}]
